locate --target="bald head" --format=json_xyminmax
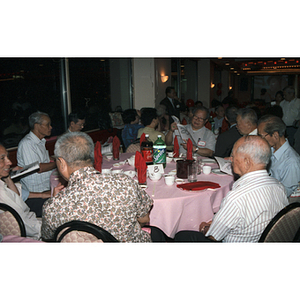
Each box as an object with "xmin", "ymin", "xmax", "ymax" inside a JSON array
[{"xmin": 231, "ymin": 135, "xmax": 271, "ymax": 177}]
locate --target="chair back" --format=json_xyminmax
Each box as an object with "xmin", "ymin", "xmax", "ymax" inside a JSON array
[
  {"xmin": 126, "ymin": 143, "xmax": 140, "ymax": 153},
  {"xmin": 54, "ymin": 220, "xmax": 119, "ymax": 243},
  {"xmin": 259, "ymin": 202, "xmax": 300, "ymax": 242},
  {"xmin": 0, "ymin": 203, "xmax": 26, "ymax": 237}
]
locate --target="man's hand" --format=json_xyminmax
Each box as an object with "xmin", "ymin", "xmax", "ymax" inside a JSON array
[
  {"xmin": 170, "ymin": 122, "xmax": 178, "ymax": 132},
  {"xmin": 199, "ymin": 221, "xmax": 212, "ymax": 235}
]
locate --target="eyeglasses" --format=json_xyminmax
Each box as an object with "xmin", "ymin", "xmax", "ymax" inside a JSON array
[
  {"xmin": 193, "ymin": 115, "xmax": 206, "ymax": 122},
  {"xmin": 258, "ymin": 133, "xmax": 269, "ymax": 139}
]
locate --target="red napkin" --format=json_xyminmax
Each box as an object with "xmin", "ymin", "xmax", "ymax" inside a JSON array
[
  {"xmin": 186, "ymin": 138, "xmax": 193, "ymax": 160},
  {"xmin": 135, "ymin": 151, "xmax": 147, "ymax": 184},
  {"xmin": 94, "ymin": 141, "xmax": 102, "ymax": 172},
  {"xmin": 173, "ymin": 135, "xmax": 179, "ymax": 158},
  {"xmin": 113, "ymin": 136, "xmax": 121, "ymax": 159},
  {"xmin": 140, "ymin": 133, "xmax": 146, "ymax": 147},
  {"xmin": 177, "ymin": 181, "xmax": 220, "ymax": 191}
]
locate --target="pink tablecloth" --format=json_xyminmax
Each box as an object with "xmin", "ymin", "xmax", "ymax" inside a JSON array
[{"xmin": 102, "ymin": 153, "xmax": 234, "ymax": 238}]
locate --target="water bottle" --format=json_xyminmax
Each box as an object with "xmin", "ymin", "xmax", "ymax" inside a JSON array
[
  {"xmin": 209, "ymin": 116, "xmax": 215, "ymax": 133},
  {"xmin": 141, "ymin": 134, "xmax": 153, "ymax": 165},
  {"xmin": 153, "ymin": 135, "xmax": 166, "ymax": 168}
]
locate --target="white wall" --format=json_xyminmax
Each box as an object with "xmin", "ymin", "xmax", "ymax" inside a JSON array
[{"xmin": 132, "ymin": 58, "xmax": 156, "ymax": 110}]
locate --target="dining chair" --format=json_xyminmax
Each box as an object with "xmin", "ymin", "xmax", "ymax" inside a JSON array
[
  {"xmin": 0, "ymin": 203, "xmax": 27, "ymax": 237},
  {"xmin": 125, "ymin": 142, "xmax": 140, "ymax": 153},
  {"xmin": 54, "ymin": 220, "xmax": 119, "ymax": 243},
  {"xmin": 259, "ymin": 202, "xmax": 300, "ymax": 242}
]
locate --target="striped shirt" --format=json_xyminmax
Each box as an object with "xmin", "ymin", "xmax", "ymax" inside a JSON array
[
  {"xmin": 17, "ymin": 131, "xmax": 52, "ymax": 192},
  {"xmin": 206, "ymin": 170, "xmax": 289, "ymax": 242}
]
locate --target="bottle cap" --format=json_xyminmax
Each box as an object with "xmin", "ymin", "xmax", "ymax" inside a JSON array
[{"xmin": 158, "ymin": 135, "xmax": 161, "ymax": 137}]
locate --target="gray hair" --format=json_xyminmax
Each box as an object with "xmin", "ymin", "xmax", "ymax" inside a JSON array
[
  {"xmin": 192, "ymin": 106, "xmax": 209, "ymax": 120},
  {"xmin": 236, "ymin": 135, "xmax": 271, "ymax": 166},
  {"xmin": 28, "ymin": 111, "xmax": 50, "ymax": 129},
  {"xmin": 258, "ymin": 114, "xmax": 286, "ymax": 137},
  {"xmin": 54, "ymin": 132, "xmax": 94, "ymax": 167},
  {"xmin": 237, "ymin": 108, "xmax": 258, "ymax": 126}
]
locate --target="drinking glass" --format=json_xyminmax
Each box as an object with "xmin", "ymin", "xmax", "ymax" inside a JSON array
[{"xmin": 188, "ymin": 162, "xmax": 197, "ymax": 182}]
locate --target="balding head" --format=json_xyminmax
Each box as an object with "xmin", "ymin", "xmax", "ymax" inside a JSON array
[{"xmin": 231, "ymin": 135, "xmax": 271, "ymax": 177}]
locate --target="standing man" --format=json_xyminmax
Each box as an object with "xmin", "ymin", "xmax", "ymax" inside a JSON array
[
  {"xmin": 165, "ymin": 106, "xmax": 216, "ymax": 157},
  {"xmin": 236, "ymin": 107, "xmax": 258, "ymax": 136},
  {"xmin": 17, "ymin": 111, "xmax": 56, "ymax": 193},
  {"xmin": 175, "ymin": 135, "xmax": 289, "ymax": 242},
  {"xmin": 280, "ymin": 86, "xmax": 300, "ymax": 146},
  {"xmin": 160, "ymin": 86, "xmax": 182, "ymax": 123},
  {"xmin": 257, "ymin": 115, "xmax": 300, "ymax": 198},
  {"xmin": 67, "ymin": 112, "xmax": 86, "ymax": 133}
]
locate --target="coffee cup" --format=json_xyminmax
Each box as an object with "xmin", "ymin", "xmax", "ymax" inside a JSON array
[
  {"xmin": 165, "ymin": 175, "xmax": 175, "ymax": 186},
  {"xmin": 203, "ymin": 165, "xmax": 211, "ymax": 175}
]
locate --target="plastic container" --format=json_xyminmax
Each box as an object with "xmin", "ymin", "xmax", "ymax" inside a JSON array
[
  {"xmin": 141, "ymin": 134, "xmax": 153, "ymax": 165},
  {"xmin": 153, "ymin": 135, "xmax": 166, "ymax": 168}
]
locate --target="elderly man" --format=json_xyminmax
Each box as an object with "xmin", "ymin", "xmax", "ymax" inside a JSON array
[
  {"xmin": 236, "ymin": 107, "xmax": 258, "ymax": 136},
  {"xmin": 17, "ymin": 112, "xmax": 56, "ymax": 194},
  {"xmin": 280, "ymin": 86, "xmax": 300, "ymax": 145},
  {"xmin": 258, "ymin": 115, "xmax": 300, "ymax": 198},
  {"xmin": 175, "ymin": 135, "xmax": 289, "ymax": 242},
  {"xmin": 0, "ymin": 143, "xmax": 42, "ymax": 239},
  {"xmin": 165, "ymin": 106, "xmax": 216, "ymax": 157},
  {"xmin": 41, "ymin": 132, "xmax": 166, "ymax": 242},
  {"xmin": 67, "ymin": 112, "xmax": 86, "ymax": 133}
]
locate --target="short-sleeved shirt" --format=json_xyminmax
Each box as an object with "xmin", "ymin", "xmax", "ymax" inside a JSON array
[
  {"xmin": 174, "ymin": 124, "xmax": 216, "ymax": 154},
  {"xmin": 206, "ymin": 170, "xmax": 288, "ymax": 242},
  {"xmin": 137, "ymin": 127, "xmax": 165, "ymax": 143},
  {"xmin": 280, "ymin": 98, "xmax": 300, "ymax": 126},
  {"xmin": 269, "ymin": 140, "xmax": 300, "ymax": 197},
  {"xmin": 17, "ymin": 131, "xmax": 52, "ymax": 192},
  {"xmin": 42, "ymin": 167, "xmax": 153, "ymax": 242},
  {"xmin": 122, "ymin": 123, "xmax": 144, "ymax": 149}
]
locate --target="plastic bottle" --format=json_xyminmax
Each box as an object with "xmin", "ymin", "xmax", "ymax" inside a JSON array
[
  {"xmin": 153, "ymin": 135, "xmax": 166, "ymax": 168},
  {"xmin": 141, "ymin": 134, "xmax": 153, "ymax": 165},
  {"xmin": 209, "ymin": 115, "xmax": 215, "ymax": 133}
]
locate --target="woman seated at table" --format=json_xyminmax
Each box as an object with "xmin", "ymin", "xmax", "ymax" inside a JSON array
[
  {"xmin": 121, "ymin": 109, "xmax": 144, "ymax": 150},
  {"xmin": 0, "ymin": 143, "xmax": 45, "ymax": 240},
  {"xmin": 137, "ymin": 107, "xmax": 166, "ymax": 143}
]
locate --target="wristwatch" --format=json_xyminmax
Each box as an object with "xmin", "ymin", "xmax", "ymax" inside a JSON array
[{"xmin": 194, "ymin": 147, "xmax": 199, "ymax": 153}]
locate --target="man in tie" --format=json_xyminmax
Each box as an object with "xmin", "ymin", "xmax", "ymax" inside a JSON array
[{"xmin": 160, "ymin": 86, "xmax": 183, "ymax": 124}]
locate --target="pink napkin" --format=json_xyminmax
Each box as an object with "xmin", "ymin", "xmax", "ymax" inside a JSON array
[
  {"xmin": 140, "ymin": 133, "xmax": 146, "ymax": 147},
  {"xmin": 177, "ymin": 181, "xmax": 220, "ymax": 191},
  {"xmin": 113, "ymin": 136, "xmax": 121, "ymax": 159},
  {"xmin": 135, "ymin": 151, "xmax": 147, "ymax": 184},
  {"xmin": 186, "ymin": 138, "xmax": 193, "ymax": 160},
  {"xmin": 173, "ymin": 135, "xmax": 179, "ymax": 158},
  {"xmin": 94, "ymin": 141, "xmax": 102, "ymax": 172}
]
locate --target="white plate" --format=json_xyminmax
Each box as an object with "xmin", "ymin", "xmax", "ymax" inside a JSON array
[{"xmin": 202, "ymin": 158, "xmax": 216, "ymax": 164}]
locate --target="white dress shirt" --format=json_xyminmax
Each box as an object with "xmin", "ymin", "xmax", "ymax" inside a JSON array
[{"xmin": 280, "ymin": 98, "xmax": 300, "ymax": 126}]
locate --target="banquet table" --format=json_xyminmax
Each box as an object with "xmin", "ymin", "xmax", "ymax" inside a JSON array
[{"xmin": 101, "ymin": 152, "xmax": 234, "ymax": 238}]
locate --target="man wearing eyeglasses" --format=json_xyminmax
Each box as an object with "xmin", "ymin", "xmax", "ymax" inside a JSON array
[
  {"xmin": 67, "ymin": 112, "xmax": 86, "ymax": 133},
  {"xmin": 165, "ymin": 106, "xmax": 216, "ymax": 157},
  {"xmin": 257, "ymin": 114, "xmax": 300, "ymax": 198}
]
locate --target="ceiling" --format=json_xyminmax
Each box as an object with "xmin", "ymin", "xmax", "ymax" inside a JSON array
[{"xmin": 210, "ymin": 58, "xmax": 300, "ymax": 75}]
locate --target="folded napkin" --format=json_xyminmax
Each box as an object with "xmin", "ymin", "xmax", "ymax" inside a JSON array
[
  {"xmin": 94, "ymin": 141, "xmax": 102, "ymax": 172},
  {"xmin": 173, "ymin": 135, "xmax": 179, "ymax": 158},
  {"xmin": 177, "ymin": 181, "xmax": 220, "ymax": 191},
  {"xmin": 113, "ymin": 136, "xmax": 121, "ymax": 159},
  {"xmin": 135, "ymin": 151, "xmax": 147, "ymax": 184},
  {"xmin": 140, "ymin": 133, "xmax": 146, "ymax": 147},
  {"xmin": 186, "ymin": 138, "xmax": 193, "ymax": 160}
]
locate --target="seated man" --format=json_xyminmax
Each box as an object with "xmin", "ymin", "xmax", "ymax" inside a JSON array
[
  {"xmin": 175, "ymin": 135, "xmax": 289, "ymax": 242},
  {"xmin": 214, "ymin": 106, "xmax": 242, "ymax": 158},
  {"xmin": 17, "ymin": 111, "xmax": 56, "ymax": 193},
  {"xmin": 67, "ymin": 112, "xmax": 86, "ymax": 133},
  {"xmin": 41, "ymin": 132, "xmax": 166, "ymax": 242},
  {"xmin": 257, "ymin": 115, "xmax": 300, "ymax": 198},
  {"xmin": 137, "ymin": 107, "xmax": 165, "ymax": 143},
  {"xmin": 236, "ymin": 107, "xmax": 258, "ymax": 136},
  {"xmin": 0, "ymin": 143, "xmax": 42, "ymax": 240},
  {"xmin": 165, "ymin": 106, "xmax": 216, "ymax": 157}
]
